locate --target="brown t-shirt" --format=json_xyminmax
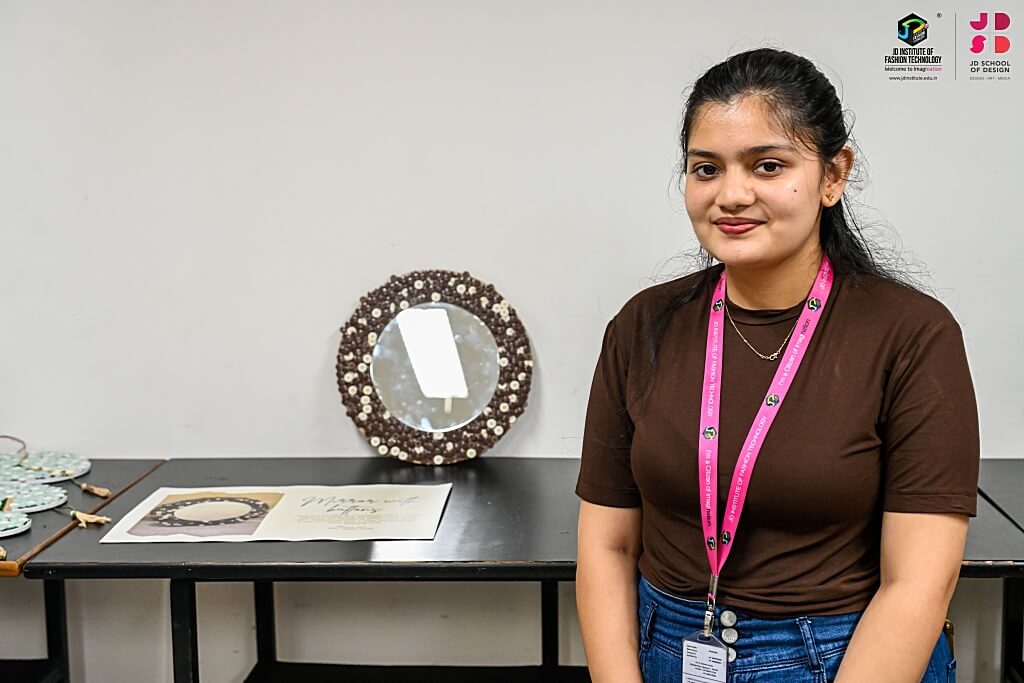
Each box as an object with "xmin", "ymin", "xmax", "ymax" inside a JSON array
[{"xmin": 576, "ymin": 268, "xmax": 979, "ymax": 617}]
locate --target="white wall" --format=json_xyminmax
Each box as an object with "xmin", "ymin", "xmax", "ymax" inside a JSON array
[{"xmin": 0, "ymin": 1, "xmax": 1019, "ymax": 681}]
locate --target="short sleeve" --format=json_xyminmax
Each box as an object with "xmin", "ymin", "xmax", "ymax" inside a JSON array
[
  {"xmin": 882, "ymin": 317, "xmax": 979, "ymax": 516},
  {"xmin": 576, "ymin": 317, "xmax": 642, "ymax": 507}
]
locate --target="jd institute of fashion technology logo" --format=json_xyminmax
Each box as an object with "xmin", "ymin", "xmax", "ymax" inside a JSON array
[
  {"xmin": 898, "ymin": 13, "xmax": 929, "ymax": 45},
  {"xmin": 885, "ymin": 13, "xmax": 944, "ymax": 81}
]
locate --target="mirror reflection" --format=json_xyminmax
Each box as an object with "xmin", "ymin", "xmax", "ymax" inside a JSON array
[{"xmin": 371, "ymin": 303, "xmax": 499, "ymax": 432}]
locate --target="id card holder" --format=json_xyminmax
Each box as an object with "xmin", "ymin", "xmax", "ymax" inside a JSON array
[{"xmin": 681, "ymin": 631, "xmax": 728, "ymax": 683}]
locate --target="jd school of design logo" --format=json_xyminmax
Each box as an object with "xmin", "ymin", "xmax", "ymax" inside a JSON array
[
  {"xmin": 898, "ymin": 13, "xmax": 929, "ymax": 45},
  {"xmin": 765, "ymin": 394, "xmax": 780, "ymax": 407},
  {"xmin": 713, "ymin": 299, "xmax": 724, "ymax": 312},
  {"xmin": 703, "ymin": 426, "xmax": 718, "ymax": 440},
  {"xmin": 807, "ymin": 298, "xmax": 821, "ymax": 311},
  {"xmin": 970, "ymin": 12, "xmax": 1011, "ymax": 53}
]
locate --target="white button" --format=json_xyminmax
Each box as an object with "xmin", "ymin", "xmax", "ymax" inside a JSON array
[
  {"xmin": 727, "ymin": 647, "xmax": 737, "ymax": 662},
  {"xmin": 720, "ymin": 610, "xmax": 738, "ymax": 628},
  {"xmin": 721, "ymin": 627, "xmax": 739, "ymax": 644}
]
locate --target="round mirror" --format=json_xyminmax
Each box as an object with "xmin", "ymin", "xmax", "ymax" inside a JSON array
[
  {"xmin": 371, "ymin": 303, "xmax": 499, "ymax": 433},
  {"xmin": 337, "ymin": 270, "xmax": 533, "ymax": 466}
]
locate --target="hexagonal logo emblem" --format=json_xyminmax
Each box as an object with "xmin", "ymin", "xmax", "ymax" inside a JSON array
[{"xmin": 898, "ymin": 13, "xmax": 929, "ymax": 46}]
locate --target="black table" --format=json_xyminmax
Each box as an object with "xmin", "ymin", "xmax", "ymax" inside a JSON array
[
  {"xmin": 1, "ymin": 458, "xmax": 162, "ymax": 683},
  {"xmin": 23, "ymin": 456, "xmax": 1024, "ymax": 683},
  {"xmin": 978, "ymin": 460, "xmax": 1024, "ymax": 683},
  {"xmin": 24, "ymin": 456, "xmax": 588, "ymax": 683},
  {"xmin": 979, "ymin": 460, "xmax": 1024, "ymax": 527},
  {"xmin": 963, "ymin": 495, "xmax": 1024, "ymax": 576}
]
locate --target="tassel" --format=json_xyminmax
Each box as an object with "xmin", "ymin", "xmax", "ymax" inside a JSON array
[
  {"xmin": 80, "ymin": 482, "xmax": 111, "ymax": 498},
  {"xmin": 71, "ymin": 510, "xmax": 112, "ymax": 528}
]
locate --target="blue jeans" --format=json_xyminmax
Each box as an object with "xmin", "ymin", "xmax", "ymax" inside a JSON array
[{"xmin": 638, "ymin": 575, "xmax": 956, "ymax": 683}]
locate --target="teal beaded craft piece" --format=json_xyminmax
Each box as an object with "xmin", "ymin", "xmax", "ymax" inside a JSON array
[
  {"xmin": 0, "ymin": 454, "xmax": 49, "ymax": 483},
  {"xmin": 0, "ymin": 451, "xmax": 91, "ymax": 484},
  {"xmin": 20, "ymin": 451, "xmax": 91, "ymax": 482},
  {"xmin": 0, "ymin": 482, "xmax": 68, "ymax": 513},
  {"xmin": 0, "ymin": 510, "xmax": 31, "ymax": 538}
]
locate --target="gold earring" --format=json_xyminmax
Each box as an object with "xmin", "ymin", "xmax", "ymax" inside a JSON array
[{"xmin": 825, "ymin": 192, "xmax": 835, "ymax": 202}]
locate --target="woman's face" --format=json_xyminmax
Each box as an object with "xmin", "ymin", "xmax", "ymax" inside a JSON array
[{"xmin": 684, "ymin": 96, "xmax": 839, "ymax": 272}]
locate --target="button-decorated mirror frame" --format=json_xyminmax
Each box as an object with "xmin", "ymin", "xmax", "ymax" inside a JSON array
[{"xmin": 336, "ymin": 270, "xmax": 533, "ymax": 465}]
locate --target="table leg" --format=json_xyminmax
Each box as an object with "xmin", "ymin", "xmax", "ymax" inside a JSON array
[
  {"xmin": 170, "ymin": 579, "xmax": 199, "ymax": 683},
  {"xmin": 44, "ymin": 579, "xmax": 69, "ymax": 683},
  {"xmin": 541, "ymin": 580, "xmax": 558, "ymax": 677},
  {"xmin": 1006, "ymin": 577, "xmax": 1024, "ymax": 683},
  {"xmin": 254, "ymin": 581, "xmax": 277, "ymax": 665}
]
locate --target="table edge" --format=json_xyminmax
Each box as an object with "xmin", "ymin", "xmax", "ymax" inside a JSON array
[{"xmin": 7, "ymin": 460, "xmax": 165, "ymax": 576}]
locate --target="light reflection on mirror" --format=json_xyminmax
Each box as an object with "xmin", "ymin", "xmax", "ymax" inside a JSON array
[
  {"xmin": 395, "ymin": 308, "xmax": 469, "ymax": 409},
  {"xmin": 371, "ymin": 303, "xmax": 499, "ymax": 433}
]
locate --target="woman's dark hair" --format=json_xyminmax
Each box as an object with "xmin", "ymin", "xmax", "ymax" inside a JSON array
[{"xmin": 643, "ymin": 48, "xmax": 916, "ymax": 402}]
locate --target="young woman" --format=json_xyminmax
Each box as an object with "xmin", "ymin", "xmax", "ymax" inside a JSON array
[{"xmin": 576, "ymin": 48, "xmax": 978, "ymax": 683}]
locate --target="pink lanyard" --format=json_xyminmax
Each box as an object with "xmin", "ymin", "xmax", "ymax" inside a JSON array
[{"xmin": 697, "ymin": 257, "xmax": 834, "ymax": 634}]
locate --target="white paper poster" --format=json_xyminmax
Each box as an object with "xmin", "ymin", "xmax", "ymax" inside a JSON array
[{"xmin": 100, "ymin": 484, "xmax": 453, "ymax": 543}]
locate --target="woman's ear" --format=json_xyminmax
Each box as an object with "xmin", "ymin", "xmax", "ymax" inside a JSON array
[{"xmin": 823, "ymin": 147, "xmax": 854, "ymax": 207}]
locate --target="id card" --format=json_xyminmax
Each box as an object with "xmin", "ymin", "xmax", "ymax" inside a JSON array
[{"xmin": 681, "ymin": 632, "xmax": 727, "ymax": 683}]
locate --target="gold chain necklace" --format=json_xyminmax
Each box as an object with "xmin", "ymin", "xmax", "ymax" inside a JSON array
[{"xmin": 724, "ymin": 302, "xmax": 799, "ymax": 362}]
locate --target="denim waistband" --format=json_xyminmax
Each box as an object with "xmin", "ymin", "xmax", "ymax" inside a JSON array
[
  {"xmin": 636, "ymin": 575, "xmax": 953, "ymax": 682},
  {"xmin": 638, "ymin": 575, "xmax": 862, "ymax": 677}
]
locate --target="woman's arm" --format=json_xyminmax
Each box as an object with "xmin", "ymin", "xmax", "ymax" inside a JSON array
[
  {"xmin": 576, "ymin": 500, "xmax": 644, "ymax": 683},
  {"xmin": 835, "ymin": 511, "xmax": 968, "ymax": 682}
]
